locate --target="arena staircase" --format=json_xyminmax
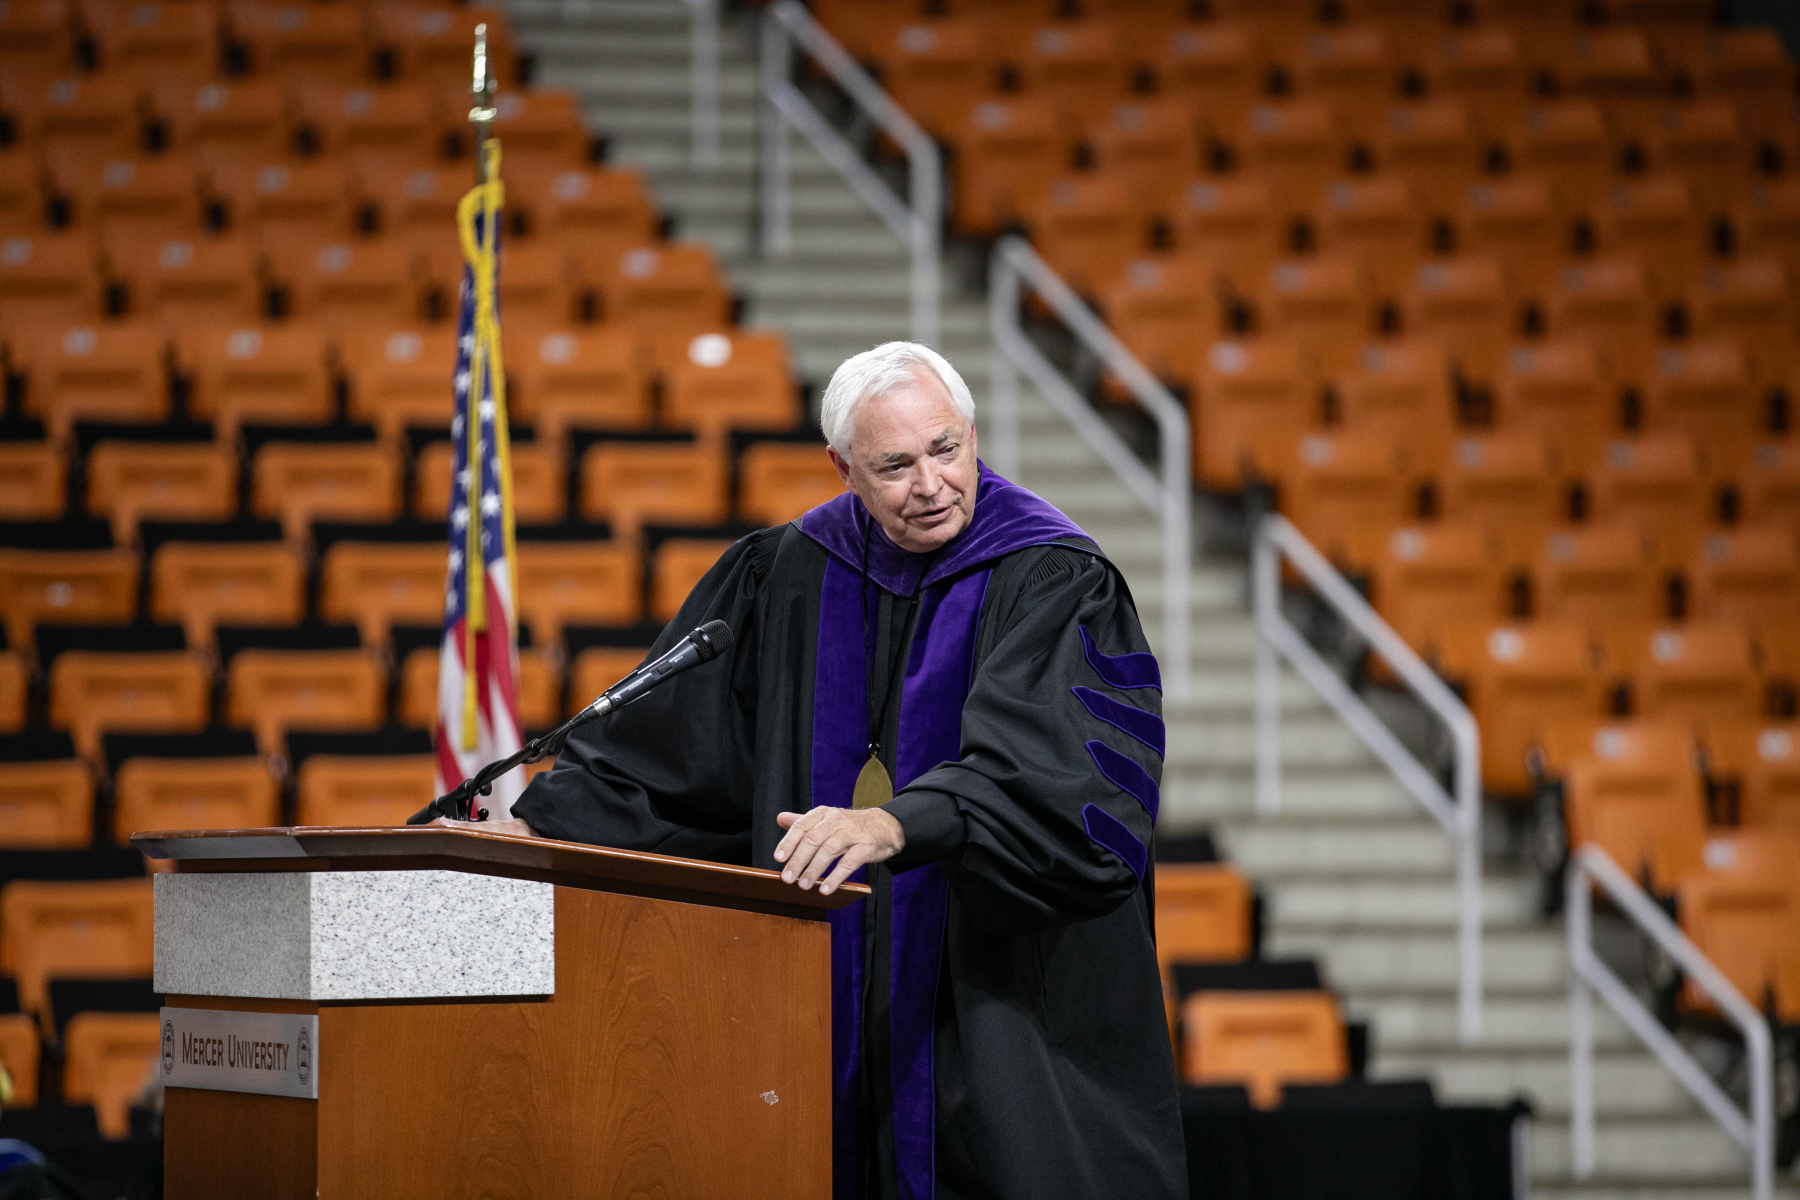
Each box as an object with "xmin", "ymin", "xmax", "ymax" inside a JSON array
[{"xmin": 505, "ymin": 2, "xmax": 1795, "ymax": 1193}]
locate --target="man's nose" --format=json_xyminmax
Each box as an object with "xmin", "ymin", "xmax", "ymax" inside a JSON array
[{"xmin": 912, "ymin": 458, "xmax": 943, "ymax": 498}]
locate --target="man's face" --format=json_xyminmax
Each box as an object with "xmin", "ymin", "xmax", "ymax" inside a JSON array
[{"xmin": 827, "ymin": 371, "xmax": 979, "ymax": 554}]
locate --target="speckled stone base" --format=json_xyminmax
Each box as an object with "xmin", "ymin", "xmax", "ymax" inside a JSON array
[{"xmin": 154, "ymin": 870, "xmax": 555, "ymax": 1000}]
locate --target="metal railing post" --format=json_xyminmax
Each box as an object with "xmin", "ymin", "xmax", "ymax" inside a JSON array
[
  {"xmin": 758, "ymin": 11, "xmax": 790, "ymax": 256},
  {"xmin": 986, "ymin": 251, "xmax": 1021, "ymax": 479},
  {"xmin": 684, "ymin": 0, "xmax": 719, "ymax": 170},
  {"xmin": 1567, "ymin": 861, "xmax": 1596, "ymax": 1178},
  {"xmin": 1252, "ymin": 522, "xmax": 1281, "ymax": 816}
]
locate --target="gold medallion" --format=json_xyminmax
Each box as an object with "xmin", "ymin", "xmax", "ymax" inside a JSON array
[{"xmin": 851, "ymin": 753, "xmax": 894, "ymax": 810}]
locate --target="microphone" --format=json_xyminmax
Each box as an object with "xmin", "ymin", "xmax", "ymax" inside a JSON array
[
  {"xmin": 406, "ymin": 619, "xmax": 735, "ymax": 825},
  {"xmin": 573, "ymin": 618, "xmax": 734, "ymax": 722}
]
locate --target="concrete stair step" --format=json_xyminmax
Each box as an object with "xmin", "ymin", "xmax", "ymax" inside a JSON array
[
  {"xmin": 1268, "ymin": 927, "xmax": 1567, "ymax": 992},
  {"xmin": 1530, "ymin": 1116, "xmax": 1757, "ymax": 1181},
  {"xmin": 1373, "ymin": 1048, "xmax": 1691, "ymax": 1117},
  {"xmin": 1267, "ymin": 876, "xmax": 1539, "ymax": 932}
]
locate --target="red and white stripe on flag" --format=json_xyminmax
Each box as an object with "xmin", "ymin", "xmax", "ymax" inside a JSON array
[{"xmin": 433, "ymin": 158, "xmax": 524, "ymax": 817}]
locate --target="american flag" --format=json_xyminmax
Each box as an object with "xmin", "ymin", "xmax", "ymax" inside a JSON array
[{"xmin": 433, "ymin": 166, "xmax": 524, "ymax": 817}]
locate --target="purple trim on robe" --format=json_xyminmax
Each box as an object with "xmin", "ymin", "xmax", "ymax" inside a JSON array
[
  {"xmin": 1078, "ymin": 625, "xmax": 1162, "ymax": 691},
  {"xmin": 812, "ymin": 556, "xmax": 873, "ymax": 1200},
  {"xmin": 1081, "ymin": 802, "xmax": 1148, "ymax": 881},
  {"xmin": 799, "ymin": 463, "xmax": 1089, "ymax": 597},
  {"xmin": 1071, "ymin": 685, "xmax": 1166, "ymax": 756},
  {"xmin": 1085, "ymin": 740, "xmax": 1161, "ymax": 821}
]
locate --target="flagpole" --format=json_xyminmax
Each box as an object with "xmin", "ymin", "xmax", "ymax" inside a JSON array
[{"xmin": 469, "ymin": 23, "xmax": 497, "ymax": 185}]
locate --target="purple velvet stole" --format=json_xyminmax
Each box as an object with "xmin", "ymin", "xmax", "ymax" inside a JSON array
[{"xmin": 802, "ymin": 465, "xmax": 1089, "ymax": 1200}]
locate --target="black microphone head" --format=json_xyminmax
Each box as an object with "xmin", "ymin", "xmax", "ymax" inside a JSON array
[{"xmin": 693, "ymin": 620, "xmax": 733, "ymax": 662}]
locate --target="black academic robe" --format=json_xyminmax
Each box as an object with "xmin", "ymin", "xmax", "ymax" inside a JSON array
[{"xmin": 515, "ymin": 466, "xmax": 1186, "ymax": 1200}]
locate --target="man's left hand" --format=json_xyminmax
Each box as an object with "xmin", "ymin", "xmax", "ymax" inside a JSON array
[{"xmin": 773, "ymin": 807, "xmax": 905, "ymax": 895}]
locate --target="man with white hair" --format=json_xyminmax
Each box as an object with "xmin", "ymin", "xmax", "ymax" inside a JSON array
[{"xmin": 511, "ymin": 342, "xmax": 1184, "ymax": 1199}]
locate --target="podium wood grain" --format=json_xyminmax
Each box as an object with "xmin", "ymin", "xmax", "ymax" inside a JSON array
[{"xmin": 164, "ymin": 884, "xmax": 832, "ymax": 1200}]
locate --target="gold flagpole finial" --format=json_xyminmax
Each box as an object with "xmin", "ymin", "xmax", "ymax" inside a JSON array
[{"xmin": 469, "ymin": 23, "xmax": 497, "ymax": 184}]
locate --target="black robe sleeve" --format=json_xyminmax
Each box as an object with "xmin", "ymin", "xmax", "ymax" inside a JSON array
[
  {"xmin": 509, "ymin": 528, "xmax": 779, "ymax": 865},
  {"xmin": 886, "ymin": 545, "xmax": 1162, "ymax": 936}
]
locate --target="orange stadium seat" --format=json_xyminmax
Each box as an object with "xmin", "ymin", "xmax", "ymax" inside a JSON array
[
  {"xmin": 1253, "ymin": 256, "xmax": 1374, "ymax": 373},
  {"xmin": 1437, "ymin": 432, "xmax": 1565, "ymax": 550},
  {"xmin": 250, "ymin": 443, "xmax": 402, "ymax": 538},
  {"xmin": 508, "ymin": 327, "xmax": 651, "ymax": 435},
  {"xmin": 1180, "ymin": 991, "xmax": 1347, "ymax": 1107},
  {"xmin": 653, "ymin": 329, "xmax": 797, "ymax": 436},
  {"xmin": 1023, "ymin": 176, "xmax": 1145, "ymax": 294},
  {"xmin": 1671, "ymin": 30, "xmax": 1794, "ymax": 122},
  {"xmin": 1228, "ymin": 101, "xmax": 1345, "ymax": 211},
  {"xmin": 1310, "ymin": 177, "xmax": 1428, "ymax": 294},
  {"xmin": 1674, "ymin": 868, "xmax": 1800, "ymax": 1021},
  {"xmin": 1685, "ymin": 526, "xmax": 1800, "ymax": 629},
  {"xmin": 1267, "ymin": 430, "xmax": 1411, "ymax": 566},
  {"xmin": 0, "ymin": 758, "xmax": 94, "ymax": 848},
  {"xmin": 413, "ymin": 441, "xmax": 565, "ymax": 524},
  {"xmin": 318, "ymin": 542, "xmax": 448, "ymax": 648},
  {"xmin": 48, "ymin": 650, "xmax": 210, "ymax": 759},
  {"xmin": 567, "ymin": 645, "xmax": 649, "ymax": 716},
  {"xmin": 488, "ymin": 240, "xmax": 583, "ymax": 329},
  {"xmin": 62, "ymin": 1012, "xmax": 160, "ymax": 1139},
  {"xmin": 513, "ymin": 541, "xmax": 643, "ymax": 644},
  {"xmin": 1722, "ymin": 723, "xmax": 1800, "ymax": 834},
  {"xmin": 465, "ymin": 89, "xmax": 587, "ymax": 168},
  {"xmin": 204, "ymin": 159, "xmax": 355, "ymax": 242},
  {"xmin": 84, "ymin": 441, "xmax": 236, "ymax": 540},
  {"xmin": 226, "ymin": 648, "xmax": 385, "ymax": 751},
  {"xmin": 737, "ymin": 442, "xmax": 844, "ymax": 527},
  {"xmin": 1738, "ymin": 441, "xmax": 1800, "ymax": 537},
  {"xmin": 1418, "ymin": 29, "xmax": 1530, "ymax": 135},
  {"xmin": 1735, "ymin": 181, "xmax": 1800, "ymax": 276},
  {"xmin": 1154, "ymin": 862, "xmax": 1252, "ymax": 971},
  {"xmin": 225, "ymin": 0, "xmax": 368, "ymax": 81},
  {"xmin": 1016, "ymin": 22, "xmax": 1132, "ymax": 125},
  {"xmin": 1286, "ymin": 25, "xmax": 1396, "ymax": 137},
  {"xmin": 0, "ymin": 146, "xmax": 39, "ymax": 231},
  {"xmin": 1586, "ymin": 435, "xmax": 1706, "ymax": 564},
  {"xmin": 177, "ymin": 324, "xmax": 333, "ymax": 433},
  {"xmin": 2, "ymin": 72, "xmax": 141, "ymax": 155},
  {"xmin": 1095, "ymin": 256, "xmax": 1225, "ymax": 391},
  {"xmin": 353, "ymin": 161, "xmax": 464, "ymax": 238},
  {"xmin": 1624, "ymin": 622, "xmax": 1762, "ymax": 724},
  {"xmin": 0, "ymin": 878, "xmax": 153, "ymax": 1021},
  {"xmin": 1168, "ymin": 177, "xmax": 1288, "ymax": 293},
  {"xmin": 1368, "ymin": 524, "xmax": 1504, "ymax": 659},
  {"xmin": 579, "ymin": 441, "xmax": 728, "ymax": 535},
  {"xmin": 1653, "ymin": 819, "xmax": 1800, "ymax": 889},
  {"xmin": 1452, "ymin": 177, "xmax": 1568, "ymax": 295},
  {"xmin": 1531, "ymin": 523, "xmax": 1663, "ymax": 623},
  {"xmin": 294, "ymin": 753, "xmax": 435, "ymax": 827},
  {"xmin": 875, "ymin": 20, "xmax": 997, "ymax": 141},
  {"xmin": 1368, "ymin": 101, "xmax": 1482, "ymax": 214},
  {"xmin": 1085, "ymin": 101, "xmax": 1203, "ymax": 220},
  {"xmin": 0, "ymin": 1013, "xmax": 41, "ymax": 1106},
  {"xmin": 106, "ymin": 236, "xmax": 264, "ymax": 326},
  {"xmin": 810, "ymin": 0, "xmax": 911, "ymax": 59},
  {"xmin": 147, "ymin": 79, "xmax": 291, "ymax": 161},
  {"xmin": 291, "ymin": 81, "xmax": 435, "ymax": 161},
  {"xmin": 948, "ymin": 99, "xmax": 1069, "ymax": 238},
  {"xmin": 1493, "ymin": 339, "xmax": 1617, "ymax": 472},
  {"xmin": 1563, "ymin": 719, "xmax": 1707, "ymax": 888},
  {"xmin": 591, "ymin": 244, "xmax": 729, "ymax": 333},
  {"xmin": 650, "ymin": 538, "xmax": 733, "ymax": 624},
  {"xmin": 397, "ymin": 648, "xmax": 557, "ymax": 732},
  {"xmin": 1685, "ymin": 258, "xmax": 1797, "ymax": 380},
  {"xmin": 1504, "ymin": 102, "xmax": 1615, "ymax": 211},
  {"xmin": 337, "ymin": 326, "xmax": 456, "ymax": 438},
  {"xmin": 1594, "ymin": 176, "xmax": 1708, "ymax": 291},
  {"xmin": 374, "ymin": 5, "xmax": 516, "ymax": 86},
  {"xmin": 149, "ymin": 542, "xmax": 303, "ymax": 648},
  {"xmin": 1640, "ymin": 340, "xmax": 1761, "ymax": 474},
  {"xmin": 1398, "ymin": 256, "xmax": 1515, "ymax": 380},
  {"xmin": 85, "ymin": 0, "xmax": 218, "ymax": 78},
  {"xmin": 0, "ymin": 442, "xmax": 66, "ymax": 521},
  {"xmin": 1191, "ymin": 338, "xmax": 1320, "ymax": 490},
  {"xmin": 1543, "ymin": 257, "xmax": 1660, "ymax": 374},
  {"xmin": 0, "ymin": 232, "xmax": 104, "ymax": 326},
  {"xmin": 1441, "ymin": 620, "xmax": 1609, "ymax": 793},
  {"xmin": 46, "ymin": 151, "xmax": 203, "ymax": 242},
  {"xmin": 269, "ymin": 238, "xmax": 421, "ymax": 330},
  {"xmin": 1149, "ymin": 23, "xmax": 1265, "ymax": 131},
  {"xmin": 10, "ymin": 322, "xmax": 168, "ymax": 435},
  {"xmin": 504, "ymin": 164, "xmax": 659, "ymax": 248},
  {"xmin": 0, "ymin": 0, "xmax": 75, "ymax": 71},
  {"xmin": 1550, "ymin": 28, "xmax": 1665, "ymax": 110},
  {"xmin": 0, "ymin": 651, "xmax": 22, "ymax": 732},
  {"xmin": 1640, "ymin": 101, "xmax": 1751, "ymax": 215},
  {"xmin": 112, "ymin": 756, "xmax": 278, "ymax": 843},
  {"xmin": 0, "ymin": 549, "xmax": 139, "ymax": 650}
]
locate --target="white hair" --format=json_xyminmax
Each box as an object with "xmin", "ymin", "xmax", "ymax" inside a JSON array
[{"xmin": 819, "ymin": 341, "xmax": 976, "ymax": 456}]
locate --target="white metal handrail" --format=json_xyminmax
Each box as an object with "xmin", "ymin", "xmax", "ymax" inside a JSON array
[
  {"xmin": 681, "ymin": 0, "xmax": 719, "ymax": 170},
  {"xmin": 758, "ymin": 0, "xmax": 939, "ymax": 345},
  {"xmin": 1252, "ymin": 514, "xmax": 1483, "ymax": 1044},
  {"xmin": 988, "ymin": 236, "xmax": 1191, "ymax": 704},
  {"xmin": 1567, "ymin": 845, "xmax": 1774, "ymax": 1199}
]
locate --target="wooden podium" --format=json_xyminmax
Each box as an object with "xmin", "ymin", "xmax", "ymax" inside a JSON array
[{"xmin": 132, "ymin": 825, "xmax": 865, "ymax": 1200}]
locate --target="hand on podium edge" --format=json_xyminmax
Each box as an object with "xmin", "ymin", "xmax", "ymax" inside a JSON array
[
  {"xmin": 429, "ymin": 816, "xmax": 537, "ymax": 838},
  {"xmin": 773, "ymin": 807, "xmax": 905, "ymax": 896}
]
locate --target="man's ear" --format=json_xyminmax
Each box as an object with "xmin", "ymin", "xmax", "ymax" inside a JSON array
[{"xmin": 826, "ymin": 445, "xmax": 855, "ymax": 489}]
